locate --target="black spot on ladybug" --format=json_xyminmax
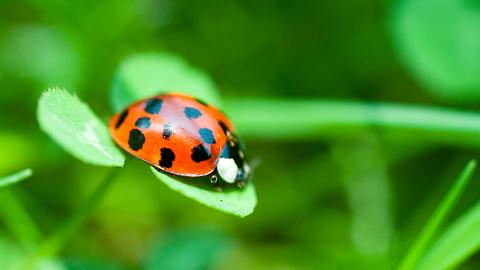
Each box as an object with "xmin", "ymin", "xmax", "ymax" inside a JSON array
[
  {"xmin": 199, "ymin": 128, "xmax": 216, "ymax": 144},
  {"xmin": 191, "ymin": 144, "xmax": 211, "ymax": 162},
  {"xmin": 115, "ymin": 109, "xmax": 128, "ymax": 129},
  {"xmin": 218, "ymin": 120, "xmax": 229, "ymax": 134},
  {"xmin": 184, "ymin": 107, "xmax": 202, "ymax": 119},
  {"xmin": 159, "ymin": 147, "xmax": 175, "ymax": 168},
  {"xmin": 128, "ymin": 129, "xmax": 145, "ymax": 151},
  {"xmin": 135, "ymin": 117, "xmax": 151, "ymax": 129},
  {"xmin": 163, "ymin": 123, "xmax": 173, "ymax": 139},
  {"xmin": 194, "ymin": 98, "xmax": 210, "ymax": 107},
  {"xmin": 145, "ymin": 98, "xmax": 163, "ymax": 114}
]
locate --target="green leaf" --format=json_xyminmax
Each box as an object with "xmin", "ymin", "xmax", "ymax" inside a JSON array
[
  {"xmin": 151, "ymin": 167, "xmax": 256, "ymax": 217},
  {"xmin": 398, "ymin": 160, "xmax": 476, "ymax": 270},
  {"xmin": 110, "ymin": 52, "xmax": 221, "ymax": 112},
  {"xmin": 37, "ymin": 88, "xmax": 124, "ymax": 167},
  {"xmin": 145, "ymin": 228, "xmax": 230, "ymax": 270},
  {"xmin": 0, "ymin": 169, "xmax": 32, "ymax": 189},
  {"xmin": 391, "ymin": 0, "xmax": 480, "ymax": 101},
  {"xmin": 418, "ymin": 200, "xmax": 480, "ymax": 270}
]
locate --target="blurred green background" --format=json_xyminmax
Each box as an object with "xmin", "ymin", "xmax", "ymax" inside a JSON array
[{"xmin": 2, "ymin": 0, "xmax": 480, "ymax": 269}]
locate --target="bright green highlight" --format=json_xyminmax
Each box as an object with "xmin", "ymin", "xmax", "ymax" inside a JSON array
[
  {"xmin": 0, "ymin": 169, "xmax": 32, "ymax": 189},
  {"xmin": 152, "ymin": 168, "xmax": 256, "ymax": 218},
  {"xmin": 398, "ymin": 160, "xmax": 476, "ymax": 270},
  {"xmin": 38, "ymin": 88, "xmax": 125, "ymax": 167}
]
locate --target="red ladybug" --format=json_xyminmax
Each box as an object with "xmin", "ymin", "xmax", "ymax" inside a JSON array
[{"xmin": 109, "ymin": 93, "xmax": 251, "ymax": 187}]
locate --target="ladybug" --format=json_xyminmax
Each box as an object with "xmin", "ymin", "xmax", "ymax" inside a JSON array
[{"xmin": 108, "ymin": 92, "xmax": 251, "ymax": 187}]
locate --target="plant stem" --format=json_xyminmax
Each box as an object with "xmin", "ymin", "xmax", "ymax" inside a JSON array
[
  {"xmin": 21, "ymin": 168, "xmax": 120, "ymax": 268},
  {"xmin": 0, "ymin": 189, "xmax": 42, "ymax": 251},
  {"xmin": 226, "ymin": 99, "xmax": 480, "ymax": 146}
]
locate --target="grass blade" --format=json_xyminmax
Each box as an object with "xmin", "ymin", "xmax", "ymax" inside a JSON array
[
  {"xmin": 418, "ymin": 199, "xmax": 480, "ymax": 270},
  {"xmin": 397, "ymin": 160, "xmax": 476, "ymax": 270}
]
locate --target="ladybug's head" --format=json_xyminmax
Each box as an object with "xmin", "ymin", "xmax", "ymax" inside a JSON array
[{"xmin": 216, "ymin": 132, "xmax": 251, "ymax": 187}]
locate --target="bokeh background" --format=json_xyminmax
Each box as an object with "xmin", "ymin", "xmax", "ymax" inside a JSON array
[{"xmin": 1, "ymin": 0, "xmax": 480, "ymax": 269}]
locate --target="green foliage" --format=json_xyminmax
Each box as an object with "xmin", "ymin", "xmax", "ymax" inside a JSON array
[
  {"xmin": 5, "ymin": 1, "xmax": 480, "ymax": 269},
  {"xmin": 37, "ymin": 88, "xmax": 125, "ymax": 167},
  {"xmin": 0, "ymin": 236, "xmax": 25, "ymax": 270},
  {"xmin": 0, "ymin": 25, "xmax": 82, "ymax": 91},
  {"xmin": 110, "ymin": 52, "xmax": 222, "ymax": 112},
  {"xmin": 391, "ymin": 0, "xmax": 480, "ymax": 101},
  {"xmin": 0, "ymin": 169, "xmax": 32, "ymax": 189},
  {"xmin": 0, "ymin": 190, "xmax": 42, "ymax": 251},
  {"xmin": 145, "ymin": 229, "xmax": 230, "ymax": 270},
  {"xmin": 152, "ymin": 168, "xmax": 256, "ymax": 217},
  {"xmin": 62, "ymin": 258, "xmax": 123, "ymax": 270},
  {"xmin": 332, "ymin": 137, "xmax": 393, "ymax": 258},
  {"xmin": 398, "ymin": 160, "xmax": 476, "ymax": 270},
  {"xmin": 418, "ymin": 200, "xmax": 480, "ymax": 270}
]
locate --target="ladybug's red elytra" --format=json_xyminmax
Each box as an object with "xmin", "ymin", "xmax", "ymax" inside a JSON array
[{"xmin": 108, "ymin": 92, "xmax": 251, "ymax": 187}]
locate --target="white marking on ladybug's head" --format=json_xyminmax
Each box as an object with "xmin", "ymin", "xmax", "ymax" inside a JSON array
[{"xmin": 217, "ymin": 158, "xmax": 238, "ymax": 184}]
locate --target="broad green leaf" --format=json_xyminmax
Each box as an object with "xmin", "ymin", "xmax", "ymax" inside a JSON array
[
  {"xmin": 398, "ymin": 160, "xmax": 476, "ymax": 270},
  {"xmin": 151, "ymin": 168, "xmax": 256, "ymax": 217},
  {"xmin": 145, "ymin": 229, "xmax": 230, "ymax": 270},
  {"xmin": 418, "ymin": 200, "xmax": 480, "ymax": 270},
  {"xmin": 0, "ymin": 169, "xmax": 32, "ymax": 189},
  {"xmin": 38, "ymin": 88, "xmax": 124, "ymax": 167},
  {"xmin": 110, "ymin": 52, "xmax": 221, "ymax": 112},
  {"xmin": 391, "ymin": 0, "xmax": 480, "ymax": 101}
]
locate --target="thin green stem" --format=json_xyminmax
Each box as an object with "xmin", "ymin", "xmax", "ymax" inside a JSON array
[
  {"xmin": 226, "ymin": 99, "xmax": 480, "ymax": 146},
  {"xmin": 397, "ymin": 160, "xmax": 476, "ymax": 270},
  {"xmin": 21, "ymin": 168, "xmax": 120, "ymax": 268},
  {"xmin": 0, "ymin": 169, "xmax": 32, "ymax": 188}
]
